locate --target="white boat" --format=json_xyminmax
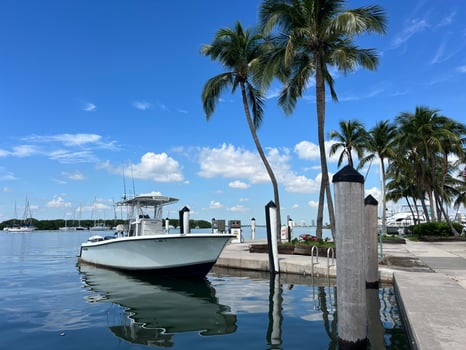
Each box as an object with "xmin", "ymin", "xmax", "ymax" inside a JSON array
[
  {"xmin": 5, "ymin": 225, "xmax": 35, "ymax": 232},
  {"xmin": 78, "ymin": 193, "xmax": 235, "ymax": 277},
  {"xmin": 78, "ymin": 264, "xmax": 236, "ymax": 346},
  {"xmin": 59, "ymin": 226, "xmax": 77, "ymax": 231},
  {"xmin": 385, "ymin": 210, "xmax": 426, "ymax": 234},
  {"xmin": 59, "ymin": 218, "xmax": 77, "ymax": 231},
  {"xmin": 90, "ymin": 198, "xmax": 111, "ymax": 231},
  {"xmin": 4, "ymin": 198, "xmax": 36, "ymax": 232},
  {"xmin": 89, "ymin": 222, "xmax": 110, "ymax": 231}
]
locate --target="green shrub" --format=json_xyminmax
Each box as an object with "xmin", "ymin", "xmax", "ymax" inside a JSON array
[{"xmin": 411, "ymin": 222, "xmax": 460, "ymax": 237}]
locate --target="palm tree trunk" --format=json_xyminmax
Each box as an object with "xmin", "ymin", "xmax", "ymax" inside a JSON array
[
  {"xmin": 434, "ymin": 190, "xmax": 460, "ymax": 236},
  {"xmin": 381, "ymin": 159, "xmax": 387, "ymax": 236},
  {"xmin": 315, "ymin": 54, "xmax": 335, "ymax": 240},
  {"xmin": 240, "ymin": 82, "xmax": 282, "ymax": 238}
]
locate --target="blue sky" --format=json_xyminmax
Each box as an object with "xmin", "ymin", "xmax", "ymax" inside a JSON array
[{"xmin": 1, "ymin": 0, "xmax": 465, "ymax": 225}]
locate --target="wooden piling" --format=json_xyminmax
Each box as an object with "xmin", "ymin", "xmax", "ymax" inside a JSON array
[{"xmin": 333, "ymin": 166, "xmax": 367, "ymax": 349}]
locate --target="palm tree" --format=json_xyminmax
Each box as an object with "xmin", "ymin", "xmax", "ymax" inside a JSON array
[
  {"xmin": 259, "ymin": 0, "xmax": 387, "ymax": 240},
  {"xmin": 329, "ymin": 119, "xmax": 367, "ymax": 168},
  {"xmin": 396, "ymin": 107, "xmax": 463, "ymax": 220},
  {"xmin": 389, "ymin": 106, "xmax": 466, "ymax": 236},
  {"xmin": 201, "ymin": 21, "xmax": 282, "ymax": 236},
  {"xmin": 385, "ymin": 155, "xmax": 423, "ymax": 220},
  {"xmin": 359, "ymin": 120, "xmax": 397, "ymax": 236},
  {"xmin": 436, "ymin": 119, "xmax": 466, "ymax": 223}
]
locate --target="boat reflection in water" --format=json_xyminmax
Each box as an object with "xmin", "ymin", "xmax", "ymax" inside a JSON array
[{"xmin": 78, "ymin": 264, "xmax": 237, "ymax": 347}]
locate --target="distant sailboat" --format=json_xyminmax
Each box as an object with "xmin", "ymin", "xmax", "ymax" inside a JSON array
[
  {"xmin": 59, "ymin": 212, "xmax": 77, "ymax": 231},
  {"xmin": 60, "ymin": 205, "xmax": 86, "ymax": 231},
  {"xmin": 4, "ymin": 198, "xmax": 36, "ymax": 232},
  {"xmin": 75, "ymin": 205, "xmax": 86, "ymax": 230},
  {"xmin": 59, "ymin": 207, "xmax": 74, "ymax": 231},
  {"xmin": 90, "ymin": 198, "xmax": 110, "ymax": 231}
]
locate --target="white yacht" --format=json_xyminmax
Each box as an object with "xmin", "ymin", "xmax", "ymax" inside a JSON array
[{"xmin": 78, "ymin": 193, "xmax": 234, "ymax": 277}]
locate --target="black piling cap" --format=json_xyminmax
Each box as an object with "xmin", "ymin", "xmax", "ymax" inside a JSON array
[
  {"xmin": 265, "ymin": 200, "xmax": 276, "ymax": 209},
  {"xmin": 332, "ymin": 165, "xmax": 364, "ymax": 184},
  {"xmin": 364, "ymin": 194, "xmax": 378, "ymax": 206}
]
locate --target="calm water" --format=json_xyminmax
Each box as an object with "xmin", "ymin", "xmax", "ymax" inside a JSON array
[{"xmin": 0, "ymin": 230, "xmax": 409, "ymax": 349}]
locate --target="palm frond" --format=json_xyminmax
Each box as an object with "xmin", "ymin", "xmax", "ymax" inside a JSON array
[{"xmin": 201, "ymin": 73, "xmax": 234, "ymax": 119}]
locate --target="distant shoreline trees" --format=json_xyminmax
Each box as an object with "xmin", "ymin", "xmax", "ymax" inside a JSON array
[{"xmin": 0, "ymin": 218, "xmax": 212, "ymax": 231}]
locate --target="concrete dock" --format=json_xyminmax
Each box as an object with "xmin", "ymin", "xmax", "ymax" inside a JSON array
[{"xmin": 216, "ymin": 239, "xmax": 466, "ymax": 350}]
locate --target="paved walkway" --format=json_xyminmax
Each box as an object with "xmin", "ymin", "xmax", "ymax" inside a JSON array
[{"xmin": 216, "ymin": 239, "xmax": 466, "ymax": 350}]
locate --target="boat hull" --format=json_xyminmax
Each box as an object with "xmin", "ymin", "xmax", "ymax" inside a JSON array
[
  {"xmin": 79, "ymin": 234, "xmax": 234, "ymax": 277},
  {"xmin": 4, "ymin": 226, "xmax": 35, "ymax": 232}
]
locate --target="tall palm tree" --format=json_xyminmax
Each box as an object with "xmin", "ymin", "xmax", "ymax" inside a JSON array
[
  {"xmin": 396, "ymin": 107, "xmax": 462, "ymax": 221},
  {"xmin": 329, "ymin": 119, "xmax": 367, "ymax": 168},
  {"xmin": 386, "ymin": 155, "xmax": 423, "ymax": 220},
  {"xmin": 359, "ymin": 120, "xmax": 397, "ymax": 236},
  {"xmin": 259, "ymin": 0, "xmax": 387, "ymax": 239},
  {"xmin": 201, "ymin": 21, "xmax": 282, "ymax": 236},
  {"xmin": 437, "ymin": 119, "xmax": 466, "ymax": 222}
]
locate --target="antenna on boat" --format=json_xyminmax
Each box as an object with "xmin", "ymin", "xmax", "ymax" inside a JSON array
[
  {"xmin": 130, "ymin": 164, "xmax": 136, "ymax": 197},
  {"xmin": 122, "ymin": 166, "xmax": 127, "ymax": 200},
  {"xmin": 112, "ymin": 198, "xmax": 117, "ymax": 220}
]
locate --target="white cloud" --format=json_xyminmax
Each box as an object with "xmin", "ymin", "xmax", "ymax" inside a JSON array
[
  {"xmin": 308, "ymin": 200, "xmax": 319, "ymax": 208},
  {"xmin": 11, "ymin": 145, "xmax": 40, "ymax": 157},
  {"xmin": 198, "ymin": 144, "xmax": 268, "ymax": 183},
  {"xmin": 430, "ymin": 36, "xmax": 461, "ymax": 65},
  {"xmin": 457, "ymin": 65, "xmax": 466, "ymax": 73},
  {"xmin": 435, "ymin": 11, "xmax": 455, "ymax": 29},
  {"xmin": 294, "ymin": 141, "xmax": 320, "ymax": 160},
  {"xmin": 0, "ymin": 168, "xmax": 16, "ymax": 180},
  {"xmin": 391, "ymin": 19, "xmax": 429, "ymax": 49},
  {"xmin": 91, "ymin": 201, "xmax": 112, "ymax": 211},
  {"xmin": 229, "ymin": 180, "xmax": 250, "ymax": 189},
  {"xmin": 265, "ymin": 87, "xmax": 281, "ymax": 99},
  {"xmin": 53, "ymin": 178, "xmax": 67, "ymax": 185},
  {"xmin": 339, "ymin": 87, "xmax": 385, "ymax": 102},
  {"xmin": 46, "ymin": 196, "xmax": 72, "ymax": 209},
  {"xmin": 209, "ymin": 200, "xmax": 223, "ymax": 209},
  {"xmin": 158, "ymin": 103, "xmax": 169, "ymax": 112},
  {"xmin": 282, "ymin": 173, "xmax": 320, "ymax": 194},
  {"xmin": 82, "ymin": 102, "xmax": 96, "ymax": 112},
  {"xmin": 49, "ymin": 150, "xmax": 97, "ymax": 164},
  {"xmin": 53, "ymin": 134, "xmax": 102, "ymax": 146},
  {"xmin": 62, "ymin": 171, "xmax": 85, "ymax": 181},
  {"xmin": 294, "ymin": 140, "xmax": 338, "ymax": 162},
  {"xmin": 365, "ymin": 186, "xmax": 381, "ymax": 202},
  {"xmin": 24, "ymin": 133, "xmax": 116, "ymax": 149},
  {"xmin": 133, "ymin": 101, "xmax": 152, "ymax": 110},
  {"xmin": 127, "ymin": 152, "xmax": 184, "ymax": 182},
  {"xmin": 199, "ymin": 143, "xmax": 323, "ymax": 195},
  {"xmin": 228, "ymin": 204, "xmax": 249, "ymax": 213},
  {"xmin": 0, "ymin": 133, "xmax": 119, "ymax": 164}
]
